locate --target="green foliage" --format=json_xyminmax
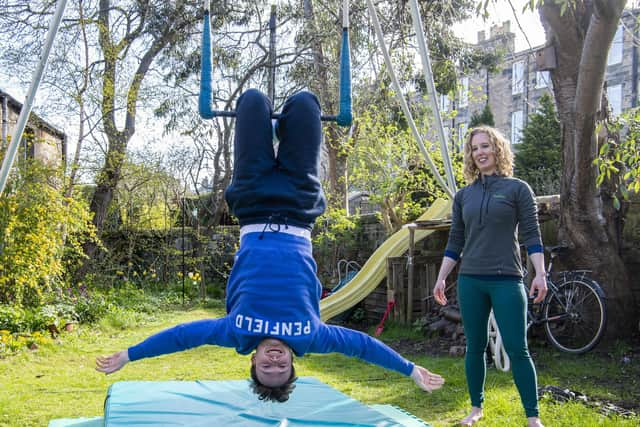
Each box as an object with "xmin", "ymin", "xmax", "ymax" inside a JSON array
[
  {"xmin": 313, "ymin": 207, "xmax": 362, "ymax": 282},
  {"xmin": 432, "ymin": 59, "xmax": 458, "ymax": 95},
  {"xmin": 0, "ymin": 305, "xmax": 28, "ymax": 332},
  {"xmin": 469, "ymin": 103, "xmax": 495, "ymax": 127},
  {"xmin": 595, "ymin": 109, "xmax": 640, "ymax": 209},
  {"xmin": 91, "ymin": 225, "xmax": 234, "ymax": 304},
  {"xmin": 0, "ymin": 329, "xmax": 51, "ymax": 355},
  {"xmin": 0, "ymin": 161, "xmax": 99, "ymax": 307},
  {"xmin": 346, "ymin": 106, "xmax": 462, "ymax": 234},
  {"xmin": 514, "ymin": 94, "xmax": 562, "ymax": 195},
  {"xmin": 113, "ymin": 155, "xmax": 182, "ymax": 231},
  {"xmin": 0, "ymin": 283, "xmax": 189, "ymax": 357}
]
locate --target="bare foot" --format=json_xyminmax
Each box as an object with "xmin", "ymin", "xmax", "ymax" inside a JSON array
[
  {"xmin": 460, "ymin": 407, "xmax": 483, "ymax": 426},
  {"xmin": 527, "ymin": 417, "xmax": 544, "ymax": 427}
]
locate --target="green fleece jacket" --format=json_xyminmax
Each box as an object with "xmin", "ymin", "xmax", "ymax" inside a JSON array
[{"xmin": 444, "ymin": 174, "xmax": 543, "ymax": 277}]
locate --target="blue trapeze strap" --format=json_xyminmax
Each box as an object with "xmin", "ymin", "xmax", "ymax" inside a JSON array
[
  {"xmin": 336, "ymin": 18, "xmax": 352, "ymax": 126},
  {"xmin": 198, "ymin": 1, "xmax": 352, "ymax": 127},
  {"xmin": 198, "ymin": 5, "xmax": 214, "ymax": 119}
]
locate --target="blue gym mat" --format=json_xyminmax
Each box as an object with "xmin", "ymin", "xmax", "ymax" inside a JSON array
[{"xmin": 48, "ymin": 377, "xmax": 432, "ymax": 426}]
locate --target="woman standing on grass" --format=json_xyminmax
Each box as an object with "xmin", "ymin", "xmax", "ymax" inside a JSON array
[{"xmin": 433, "ymin": 126, "xmax": 547, "ymax": 427}]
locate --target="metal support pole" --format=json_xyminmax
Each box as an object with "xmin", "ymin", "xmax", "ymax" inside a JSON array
[
  {"xmin": 366, "ymin": 0, "xmax": 453, "ymax": 198},
  {"xmin": 1, "ymin": 96, "xmax": 7, "ymax": 149},
  {"xmin": 407, "ymin": 225, "xmax": 416, "ymax": 325},
  {"xmin": 407, "ymin": 0, "xmax": 457, "ymax": 193},
  {"xmin": 182, "ymin": 198, "xmax": 186, "ymax": 305},
  {"xmin": 268, "ymin": 5, "xmax": 276, "ymax": 105}
]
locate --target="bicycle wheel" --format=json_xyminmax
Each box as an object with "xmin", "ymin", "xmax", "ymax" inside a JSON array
[{"xmin": 543, "ymin": 276, "xmax": 607, "ymax": 354}]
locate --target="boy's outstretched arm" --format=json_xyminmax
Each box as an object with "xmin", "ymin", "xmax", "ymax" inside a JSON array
[
  {"xmin": 410, "ymin": 365, "xmax": 445, "ymax": 392},
  {"xmin": 95, "ymin": 318, "xmax": 231, "ymax": 375},
  {"xmin": 96, "ymin": 350, "xmax": 130, "ymax": 374},
  {"xmin": 312, "ymin": 325, "xmax": 445, "ymax": 392}
]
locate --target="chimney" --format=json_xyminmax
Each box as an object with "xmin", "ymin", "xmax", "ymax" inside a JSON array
[
  {"xmin": 490, "ymin": 24, "xmax": 499, "ymax": 38},
  {"xmin": 478, "ymin": 30, "xmax": 485, "ymax": 42}
]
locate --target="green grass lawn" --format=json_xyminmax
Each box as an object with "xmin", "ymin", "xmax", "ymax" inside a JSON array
[{"xmin": 0, "ymin": 305, "xmax": 637, "ymax": 427}]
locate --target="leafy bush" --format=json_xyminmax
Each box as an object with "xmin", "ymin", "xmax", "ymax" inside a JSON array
[
  {"xmin": 0, "ymin": 305, "xmax": 26, "ymax": 332},
  {"xmin": 98, "ymin": 306, "xmax": 152, "ymax": 330},
  {"xmin": 0, "ymin": 330, "xmax": 51, "ymax": 356},
  {"xmin": 0, "ymin": 160, "xmax": 99, "ymax": 307},
  {"xmin": 595, "ymin": 109, "xmax": 640, "ymax": 209},
  {"xmin": 73, "ymin": 293, "xmax": 111, "ymax": 324},
  {"xmin": 0, "ymin": 303, "xmax": 76, "ymax": 333},
  {"xmin": 313, "ymin": 207, "xmax": 362, "ymax": 283},
  {"xmin": 346, "ymin": 106, "xmax": 462, "ymax": 234}
]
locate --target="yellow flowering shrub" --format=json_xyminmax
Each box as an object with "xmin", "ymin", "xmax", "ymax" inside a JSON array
[{"xmin": 0, "ymin": 161, "xmax": 98, "ymax": 306}]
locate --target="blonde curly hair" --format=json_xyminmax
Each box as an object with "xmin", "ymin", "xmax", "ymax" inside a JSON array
[{"xmin": 462, "ymin": 126, "xmax": 514, "ymax": 183}]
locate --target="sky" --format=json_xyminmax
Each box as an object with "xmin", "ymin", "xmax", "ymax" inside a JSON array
[
  {"xmin": 452, "ymin": 0, "xmax": 546, "ymax": 52},
  {"xmin": 5, "ymin": 1, "xmax": 637, "ymax": 162}
]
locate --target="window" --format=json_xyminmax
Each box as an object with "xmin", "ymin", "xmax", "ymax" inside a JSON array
[
  {"xmin": 512, "ymin": 61, "xmax": 524, "ymax": 95},
  {"xmin": 459, "ymin": 77, "xmax": 469, "ymax": 108},
  {"xmin": 439, "ymin": 93, "xmax": 450, "ymax": 112},
  {"xmin": 535, "ymin": 71, "xmax": 550, "ymax": 89},
  {"xmin": 607, "ymin": 25, "xmax": 623, "ymax": 66},
  {"xmin": 458, "ymin": 123, "xmax": 468, "ymax": 151},
  {"xmin": 511, "ymin": 110, "xmax": 524, "ymax": 144},
  {"xmin": 607, "ymin": 84, "xmax": 623, "ymax": 116}
]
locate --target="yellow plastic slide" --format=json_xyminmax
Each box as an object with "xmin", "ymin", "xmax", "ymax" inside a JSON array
[{"xmin": 319, "ymin": 198, "xmax": 452, "ymax": 321}]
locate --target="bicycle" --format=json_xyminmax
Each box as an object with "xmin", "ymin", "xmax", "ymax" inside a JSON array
[{"xmin": 489, "ymin": 245, "xmax": 607, "ymax": 371}]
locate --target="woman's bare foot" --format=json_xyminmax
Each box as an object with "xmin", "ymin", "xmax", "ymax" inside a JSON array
[
  {"xmin": 527, "ymin": 417, "xmax": 544, "ymax": 427},
  {"xmin": 460, "ymin": 407, "xmax": 483, "ymax": 426}
]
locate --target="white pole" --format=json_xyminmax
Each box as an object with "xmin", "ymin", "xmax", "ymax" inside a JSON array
[
  {"xmin": 342, "ymin": 0, "xmax": 349, "ymax": 28},
  {"xmin": 365, "ymin": 0, "xmax": 453, "ymax": 198},
  {"xmin": 408, "ymin": 0, "xmax": 457, "ymax": 193},
  {"xmin": 0, "ymin": 0, "xmax": 69, "ymax": 195}
]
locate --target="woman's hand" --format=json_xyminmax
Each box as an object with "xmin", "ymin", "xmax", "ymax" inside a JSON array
[
  {"xmin": 529, "ymin": 274, "xmax": 548, "ymax": 304},
  {"xmin": 433, "ymin": 279, "xmax": 448, "ymax": 306},
  {"xmin": 434, "ymin": 256, "xmax": 457, "ymax": 306},
  {"xmin": 410, "ymin": 365, "xmax": 445, "ymax": 392},
  {"xmin": 96, "ymin": 350, "xmax": 129, "ymax": 374}
]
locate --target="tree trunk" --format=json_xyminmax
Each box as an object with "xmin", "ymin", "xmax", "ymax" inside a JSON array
[
  {"xmin": 540, "ymin": 0, "xmax": 636, "ymax": 337},
  {"xmin": 88, "ymin": 0, "xmax": 193, "ymax": 236}
]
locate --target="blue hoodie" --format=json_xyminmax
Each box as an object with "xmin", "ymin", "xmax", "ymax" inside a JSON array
[{"xmin": 128, "ymin": 231, "xmax": 414, "ymax": 376}]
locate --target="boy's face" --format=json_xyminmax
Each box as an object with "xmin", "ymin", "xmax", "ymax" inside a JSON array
[{"xmin": 252, "ymin": 338, "xmax": 293, "ymax": 387}]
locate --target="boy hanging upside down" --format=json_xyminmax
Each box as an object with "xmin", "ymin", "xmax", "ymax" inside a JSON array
[{"xmin": 96, "ymin": 89, "xmax": 445, "ymax": 402}]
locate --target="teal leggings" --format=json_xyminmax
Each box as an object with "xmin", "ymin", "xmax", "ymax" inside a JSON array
[{"xmin": 457, "ymin": 275, "xmax": 539, "ymax": 418}]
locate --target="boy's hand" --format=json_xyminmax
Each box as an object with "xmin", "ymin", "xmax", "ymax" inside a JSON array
[
  {"xmin": 410, "ymin": 365, "xmax": 445, "ymax": 392},
  {"xmin": 96, "ymin": 350, "xmax": 129, "ymax": 374}
]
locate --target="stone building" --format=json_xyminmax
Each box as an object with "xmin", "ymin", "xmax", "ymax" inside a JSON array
[
  {"xmin": 0, "ymin": 88, "xmax": 67, "ymax": 167},
  {"xmin": 443, "ymin": 9, "xmax": 639, "ymax": 150}
]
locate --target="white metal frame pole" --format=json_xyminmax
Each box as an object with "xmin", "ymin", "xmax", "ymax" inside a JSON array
[
  {"xmin": 0, "ymin": 0, "xmax": 69, "ymax": 195},
  {"xmin": 365, "ymin": 0, "xmax": 453, "ymax": 198},
  {"xmin": 408, "ymin": 0, "xmax": 457, "ymax": 193}
]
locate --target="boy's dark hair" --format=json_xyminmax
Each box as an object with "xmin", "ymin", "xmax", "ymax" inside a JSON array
[{"xmin": 250, "ymin": 364, "xmax": 297, "ymax": 403}]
